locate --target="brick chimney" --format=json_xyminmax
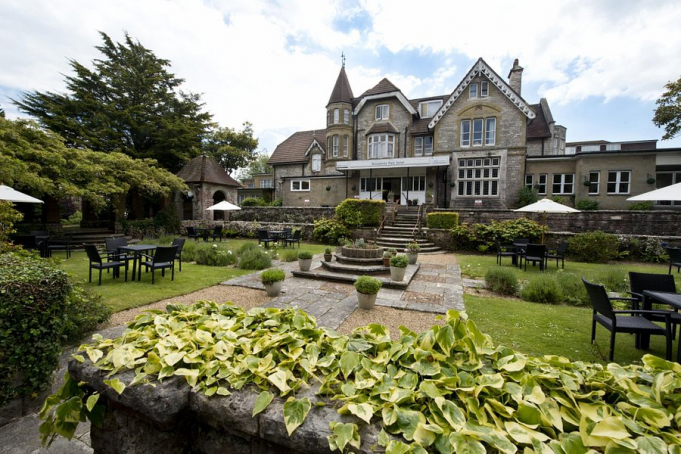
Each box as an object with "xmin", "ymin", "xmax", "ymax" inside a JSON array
[{"xmin": 507, "ymin": 58, "xmax": 523, "ymax": 95}]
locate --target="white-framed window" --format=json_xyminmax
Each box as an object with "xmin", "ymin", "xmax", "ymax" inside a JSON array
[
  {"xmin": 461, "ymin": 120, "xmax": 471, "ymax": 147},
  {"xmin": 414, "ymin": 136, "xmax": 433, "ymax": 156},
  {"xmin": 343, "ymin": 135, "xmax": 349, "ymax": 157},
  {"xmin": 291, "ymin": 179, "xmax": 310, "ymax": 191},
  {"xmin": 457, "ymin": 157, "xmax": 500, "ymax": 196},
  {"xmin": 418, "ymin": 100, "xmax": 443, "ymax": 118},
  {"xmin": 401, "ymin": 176, "xmax": 426, "ymax": 191},
  {"xmin": 375, "ymin": 104, "xmax": 389, "ymax": 121},
  {"xmin": 537, "ymin": 174, "xmax": 547, "ymax": 195},
  {"xmin": 485, "ymin": 118, "xmax": 496, "ymax": 146},
  {"xmin": 247, "ymin": 183, "xmax": 255, "ymax": 189},
  {"xmin": 332, "ymin": 135, "xmax": 339, "ymax": 157},
  {"xmin": 552, "ymin": 174, "xmax": 574, "ymax": 194},
  {"xmin": 333, "ymin": 109, "xmax": 339, "ymax": 124},
  {"xmin": 480, "ymin": 81, "xmax": 489, "ymax": 97},
  {"xmin": 607, "ymin": 170, "xmax": 630, "ymax": 194},
  {"xmin": 360, "ymin": 177, "xmax": 382, "ymax": 192},
  {"xmin": 327, "ymin": 111, "xmax": 331, "ymax": 126},
  {"xmin": 525, "ymin": 175, "xmax": 534, "ymax": 189},
  {"xmin": 472, "ymin": 119, "xmax": 484, "ymax": 146},
  {"xmin": 260, "ymin": 179, "xmax": 273, "ymax": 188},
  {"xmin": 368, "ymin": 134, "xmax": 394, "ymax": 159},
  {"xmin": 469, "ymin": 82, "xmax": 478, "ymax": 99},
  {"xmin": 344, "ymin": 109, "xmax": 350, "ymax": 124},
  {"xmin": 588, "ymin": 171, "xmax": 600, "ymax": 195},
  {"xmin": 311, "ymin": 154, "xmax": 321, "ymax": 172}
]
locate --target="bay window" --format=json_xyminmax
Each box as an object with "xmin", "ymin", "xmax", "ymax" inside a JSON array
[{"xmin": 368, "ymin": 134, "xmax": 394, "ymax": 159}]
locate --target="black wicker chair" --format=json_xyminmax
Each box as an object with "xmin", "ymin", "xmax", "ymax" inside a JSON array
[
  {"xmin": 172, "ymin": 238, "xmax": 186, "ymax": 271},
  {"xmin": 545, "ymin": 241, "xmax": 569, "ymax": 269},
  {"xmin": 211, "ymin": 226, "xmax": 223, "ymax": 242},
  {"xmin": 140, "ymin": 246, "xmax": 178, "ymax": 284},
  {"xmin": 84, "ymin": 244, "xmax": 127, "ymax": 285},
  {"xmin": 495, "ymin": 240, "xmax": 516, "ymax": 265},
  {"xmin": 521, "ymin": 244, "xmax": 547, "ymax": 271},
  {"xmin": 628, "ymin": 272, "xmax": 681, "ymax": 340},
  {"xmin": 583, "ymin": 278, "xmax": 672, "ymax": 361},
  {"xmin": 284, "ymin": 230, "xmax": 301, "ymax": 248},
  {"xmin": 186, "ymin": 226, "xmax": 201, "ymax": 242},
  {"xmin": 665, "ymin": 247, "xmax": 681, "ymax": 274},
  {"xmin": 257, "ymin": 229, "xmax": 273, "ymax": 248},
  {"xmin": 46, "ymin": 235, "xmax": 73, "ymax": 258}
]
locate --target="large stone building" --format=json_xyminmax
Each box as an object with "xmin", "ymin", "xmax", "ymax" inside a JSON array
[{"xmin": 269, "ymin": 58, "xmax": 681, "ymax": 210}]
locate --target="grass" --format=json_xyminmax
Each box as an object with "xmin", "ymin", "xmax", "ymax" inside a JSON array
[{"xmin": 57, "ymin": 238, "xmax": 327, "ymax": 313}]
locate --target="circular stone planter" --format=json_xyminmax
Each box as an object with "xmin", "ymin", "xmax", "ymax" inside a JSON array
[
  {"xmin": 263, "ymin": 281, "xmax": 283, "ymax": 297},
  {"xmin": 390, "ymin": 266, "xmax": 407, "ymax": 281},
  {"xmin": 356, "ymin": 291, "xmax": 377, "ymax": 309},
  {"xmin": 341, "ymin": 246, "xmax": 383, "ymax": 259},
  {"xmin": 298, "ymin": 258, "xmax": 312, "ymax": 271},
  {"xmin": 406, "ymin": 252, "xmax": 418, "ymax": 265}
]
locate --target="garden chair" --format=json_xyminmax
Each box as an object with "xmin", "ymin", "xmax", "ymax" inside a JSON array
[
  {"xmin": 582, "ymin": 278, "xmax": 672, "ymax": 362},
  {"xmin": 283, "ymin": 227, "xmax": 293, "ymax": 239},
  {"xmin": 105, "ymin": 237, "xmax": 133, "ymax": 276},
  {"xmin": 172, "ymin": 238, "xmax": 186, "ymax": 271},
  {"xmin": 665, "ymin": 247, "xmax": 681, "ymax": 274},
  {"xmin": 545, "ymin": 241, "xmax": 569, "ymax": 269},
  {"xmin": 186, "ymin": 226, "xmax": 201, "ymax": 242},
  {"xmin": 495, "ymin": 240, "xmax": 516, "ymax": 265},
  {"xmin": 84, "ymin": 244, "xmax": 127, "ymax": 286},
  {"xmin": 284, "ymin": 230, "xmax": 301, "ymax": 248},
  {"xmin": 521, "ymin": 244, "xmax": 546, "ymax": 271},
  {"xmin": 140, "ymin": 245, "xmax": 178, "ymax": 284},
  {"xmin": 257, "ymin": 229, "xmax": 273, "ymax": 248},
  {"xmin": 628, "ymin": 272, "xmax": 681, "ymax": 340},
  {"xmin": 46, "ymin": 235, "xmax": 73, "ymax": 258},
  {"xmin": 211, "ymin": 226, "xmax": 223, "ymax": 242}
]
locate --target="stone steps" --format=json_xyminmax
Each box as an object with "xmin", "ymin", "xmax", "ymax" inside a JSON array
[
  {"xmin": 334, "ymin": 255, "xmax": 383, "ymax": 266},
  {"xmin": 292, "ymin": 262, "xmax": 421, "ymax": 289}
]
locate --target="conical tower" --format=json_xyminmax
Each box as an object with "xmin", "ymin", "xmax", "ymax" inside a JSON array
[{"xmin": 326, "ymin": 62, "xmax": 354, "ymax": 161}]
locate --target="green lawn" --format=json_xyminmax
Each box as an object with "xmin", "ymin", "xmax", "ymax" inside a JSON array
[{"xmin": 58, "ymin": 238, "xmax": 327, "ymax": 313}]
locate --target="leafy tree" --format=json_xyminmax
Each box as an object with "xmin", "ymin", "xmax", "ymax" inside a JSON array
[
  {"xmin": 0, "ymin": 117, "xmax": 186, "ymax": 212},
  {"xmin": 0, "ymin": 105, "xmax": 4, "ymax": 118},
  {"xmin": 653, "ymin": 76, "xmax": 681, "ymax": 140},
  {"xmin": 237, "ymin": 149, "xmax": 273, "ymax": 180},
  {"xmin": 203, "ymin": 122, "xmax": 259, "ymax": 174},
  {"xmin": 13, "ymin": 32, "xmax": 212, "ymax": 172}
]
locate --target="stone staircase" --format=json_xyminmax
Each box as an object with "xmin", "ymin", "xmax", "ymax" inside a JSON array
[{"xmin": 376, "ymin": 206, "xmax": 441, "ymax": 253}]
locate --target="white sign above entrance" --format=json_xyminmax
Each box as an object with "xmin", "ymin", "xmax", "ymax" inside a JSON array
[{"xmin": 336, "ymin": 156, "xmax": 450, "ymax": 171}]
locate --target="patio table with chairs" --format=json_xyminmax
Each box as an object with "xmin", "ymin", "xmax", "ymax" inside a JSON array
[
  {"xmin": 118, "ymin": 244, "xmax": 158, "ymax": 281},
  {"xmin": 639, "ymin": 290, "xmax": 681, "ymax": 362}
]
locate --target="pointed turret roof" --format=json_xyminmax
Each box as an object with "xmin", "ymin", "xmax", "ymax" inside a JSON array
[
  {"xmin": 177, "ymin": 155, "xmax": 242, "ymax": 187},
  {"xmin": 327, "ymin": 67, "xmax": 354, "ymax": 106}
]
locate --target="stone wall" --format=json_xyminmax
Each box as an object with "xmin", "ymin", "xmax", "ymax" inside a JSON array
[{"xmin": 227, "ymin": 207, "xmax": 336, "ymax": 224}]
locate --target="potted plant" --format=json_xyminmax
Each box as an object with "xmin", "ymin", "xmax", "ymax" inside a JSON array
[
  {"xmin": 389, "ymin": 254, "xmax": 409, "ymax": 281},
  {"xmin": 323, "ymin": 247, "xmax": 333, "ymax": 262},
  {"xmin": 261, "ymin": 268, "xmax": 285, "ymax": 297},
  {"xmin": 354, "ymin": 275, "xmax": 382, "ymax": 310},
  {"xmin": 387, "ymin": 247, "xmax": 397, "ymax": 257},
  {"xmin": 382, "ymin": 250, "xmax": 392, "ymax": 267},
  {"xmin": 298, "ymin": 250, "xmax": 313, "ymax": 271},
  {"xmin": 405, "ymin": 241, "xmax": 420, "ymax": 264}
]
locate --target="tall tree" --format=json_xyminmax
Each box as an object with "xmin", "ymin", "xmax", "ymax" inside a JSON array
[
  {"xmin": 13, "ymin": 32, "xmax": 212, "ymax": 172},
  {"xmin": 653, "ymin": 76, "xmax": 681, "ymax": 140},
  {"xmin": 237, "ymin": 149, "xmax": 273, "ymax": 180},
  {"xmin": 203, "ymin": 122, "xmax": 259, "ymax": 173}
]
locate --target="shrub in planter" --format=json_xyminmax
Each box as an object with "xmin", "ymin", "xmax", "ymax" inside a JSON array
[
  {"xmin": 261, "ymin": 268, "xmax": 285, "ymax": 297},
  {"xmin": 354, "ymin": 276, "xmax": 382, "ymax": 309},
  {"xmin": 298, "ymin": 250, "xmax": 313, "ymax": 271},
  {"xmin": 426, "ymin": 212, "xmax": 458, "ymax": 229},
  {"xmin": 521, "ymin": 276, "xmax": 563, "ymax": 304},
  {"xmin": 382, "ymin": 250, "xmax": 391, "ymax": 266},
  {"xmin": 389, "ymin": 254, "xmax": 409, "ymax": 281},
  {"xmin": 323, "ymin": 247, "xmax": 333, "ymax": 262},
  {"xmin": 298, "ymin": 251, "xmax": 313, "ymax": 260},
  {"xmin": 238, "ymin": 249, "xmax": 272, "ymax": 270},
  {"xmin": 484, "ymin": 268, "xmax": 519, "ymax": 296}
]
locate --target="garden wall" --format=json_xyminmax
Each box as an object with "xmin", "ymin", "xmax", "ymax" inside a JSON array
[{"xmin": 228, "ymin": 207, "xmax": 336, "ymax": 224}]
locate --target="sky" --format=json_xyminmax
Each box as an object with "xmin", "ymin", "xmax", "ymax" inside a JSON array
[{"xmin": 1, "ymin": 0, "xmax": 681, "ymax": 157}]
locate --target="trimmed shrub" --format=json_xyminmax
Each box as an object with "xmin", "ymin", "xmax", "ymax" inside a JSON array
[
  {"xmin": 575, "ymin": 199, "xmax": 599, "ymax": 211},
  {"xmin": 516, "ymin": 186, "xmax": 539, "ymax": 208},
  {"xmin": 269, "ymin": 198, "xmax": 283, "ymax": 207},
  {"xmin": 153, "ymin": 206, "xmax": 181, "ymax": 235},
  {"xmin": 195, "ymin": 245, "xmax": 237, "ymax": 266},
  {"xmin": 389, "ymin": 254, "xmax": 408, "ymax": 268},
  {"xmin": 354, "ymin": 276, "xmax": 382, "ymax": 294},
  {"xmin": 426, "ymin": 212, "xmax": 458, "ymax": 229},
  {"xmin": 484, "ymin": 268, "xmax": 519, "ymax": 296},
  {"xmin": 238, "ymin": 249, "xmax": 271, "ymax": 270},
  {"xmin": 313, "ymin": 217, "xmax": 352, "ymax": 245},
  {"xmin": 450, "ymin": 218, "xmax": 544, "ymax": 251},
  {"xmin": 281, "ymin": 249, "xmax": 299, "ymax": 262},
  {"xmin": 335, "ymin": 199, "xmax": 384, "ymax": 227},
  {"xmin": 62, "ymin": 285, "xmax": 111, "ymax": 343},
  {"xmin": 619, "ymin": 236, "xmax": 667, "ymax": 263},
  {"xmin": 556, "ymin": 273, "xmax": 589, "ymax": 306},
  {"xmin": 521, "ymin": 276, "xmax": 564, "ymax": 304},
  {"xmin": 237, "ymin": 242, "xmax": 260, "ymax": 255},
  {"xmin": 298, "ymin": 251, "xmax": 313, "ymax": 260},
  {"xmin": 628, "ymin": 201, "xmax": 654, "ymax": 210},
  {"xmin": 569, "ymin": 231, "xmax": 619, "ymax": 263},
  {"xmin": 240, "ymin": 197, "xmax": 267, "ymax": 207},
  {"xmin": 261, "ymin": 269, "xmax": 285, "ymax": 284}
]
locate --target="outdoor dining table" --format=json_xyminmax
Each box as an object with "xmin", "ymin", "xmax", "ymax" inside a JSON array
[
  {"xmin": 118, "ymin": 244, "xmax": 158, "ymax": 281},
  {"xmin": 640, "ymin": 290, "xmax": 681, "ymax": 362},
  {"xmin": 195, "ymin": 228, "xmax": 212, "ymax": 242},
  {"xmin": 268, "ymin": 230, "xmax": 286, "ymax": 245}
]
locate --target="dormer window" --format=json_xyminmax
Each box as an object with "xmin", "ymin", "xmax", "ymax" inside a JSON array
[
  {"xmin": 480, "ymin": 81, "xmax": 489, "ymax": 97},
  {"xmin": 418, "ymin": 100, "xmax": 443, "ymax": 118},
  {"xmin": 312, "ymin": 154, "xmax": 321, "ymax": 172},
  {"xmin": 375, "ymin": 104, "xmax": 389, "ymax": 121},
  {"xmin": 469, "ymin": 83, "xmax": 478, "ymax": 99}
]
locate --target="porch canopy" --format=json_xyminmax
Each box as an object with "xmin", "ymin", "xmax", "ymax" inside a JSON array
[{"xmin": 336, "ymin": 155, "xmax": 450, "ymax": 171}]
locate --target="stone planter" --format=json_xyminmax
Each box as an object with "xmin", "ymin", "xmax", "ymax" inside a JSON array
[
  {"xmin": 406, "ymin": 252, "xmax": 418, "ymax": 265},
  {"xmin": 263, "ymin": 281, "xmax": 282, "ymax": 297},
  {"xmin": 390, "ymin": 266, "xmax": 407, "ymax": 282},
  {"xmin": 356, "ymin": 291, "xmax": 377, "ymax": 310},
  {"xmin": 298, "ymin": 258, "xmax": 312, "ymax": 271},
  {"xmin": 341, "ymin": 246, "xmax": 383, "ymax": 259}
]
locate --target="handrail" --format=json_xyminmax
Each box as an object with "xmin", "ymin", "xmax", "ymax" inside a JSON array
[
  {"xmin": 377, "ymin": 203, "xmax": 396, "ymax": 237},
  {"xmin": 412, "ymin": 204, "xmax": 424, "ymax": 239}
]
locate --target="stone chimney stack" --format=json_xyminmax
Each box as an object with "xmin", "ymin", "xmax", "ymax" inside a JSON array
[{"xmin": 507, "ymin": 58, "xmax": 523, "ymax": 95}]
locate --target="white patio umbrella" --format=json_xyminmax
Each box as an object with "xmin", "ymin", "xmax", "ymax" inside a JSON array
[
  {"xmin": 515, "ymin": 198, "xmax": 580, "ymax": 243},
  {"xmin": 205, "ymin": 200, "xmax": 241, "ymax": 211},
  {"xmin": 627, "ymin": 182, "xmax": 681, "ymax": 202},
  {"xmin": 0, "ymin": 185, "xmax": 43, "ymax": 204}
]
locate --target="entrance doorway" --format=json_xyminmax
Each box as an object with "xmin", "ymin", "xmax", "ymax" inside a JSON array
[{"xmin": 382, "ymin": 178, "xmax": 401, "ymax": 203}]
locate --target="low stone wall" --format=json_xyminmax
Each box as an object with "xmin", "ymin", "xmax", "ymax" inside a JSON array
[
  {"xmin": 228, "ymin": 207, "xmax": 336, "ymax": 224},
  {"xmin": 181, "ymin": 220, "xmax": 315, "ymax": 241},
  {"xmin": 69, "ymin": 359, "xmax": 381, "ymax": 454}
]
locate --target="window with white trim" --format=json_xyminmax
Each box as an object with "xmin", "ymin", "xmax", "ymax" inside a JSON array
[
  {"xmin": 311, "ymin": 154, "xmax": 321, "ymax": 172},
  {"xmin": 418, "ymin": 100, "xmax": 443, "ymax": 118},
  {"xmin": 291, "ymin": 179, "xmax": 310, "ymax": 191},
  {"xmin": 480, "ymin": 81, "xmax": 489, "ymax": 97},
  {"xmin": 333, "ymin": 109, "xmax": 339, "ymax": 124},
  {"xmin": 537, "ymin": 174, "xmax": 547, "ymax": 195},
  {"xmin": 260, "ymin": 179, "xmax": 273, "ymax": 188},
  {"xmin": 332, "ymin": 135, "xmax": 339, "ymax": 157},
  {"xmin": 472, "ymin": 119, "xmax": 483, "ymax": 146},
  {"xmin": 375, "ymin": 104, "xmax": 389, "ymax": 121},
  {"xmin": 461, "ymin": 118, "xmax": 496, "ymax": 147},
  {"xmin": 368, "ymin": 134, "xmax": 394, "ymax": 159},
  {"xmin": 525, "ymin": 175, "xmax": 533, "ymax": 189},
  {"xmin": 414, "ymin": 136, "xmax": 433, "ymax": 156},
  {"xmin": 588, "ymin": 171, "xmax": 600, "ymax": 195},
  {"xmin": 552, "ymin": 174, "xmax": 574, "ymax": 194},
  {"xmin": 469, "ymin": 83, "xmax": 478, "ymax": 99},
  {"xmin": 360, "ymin": 177, "xmax": 382, "ymax": 192},
  {"xmin": 607, "ymin": 171, "xmax": 630, "ymax": 194},
  {"xmin": 344, "ymin": 109, "xmax": 350, "ymax": 124},
  {"xmin": 461, "ymin": 120, "xmax": 471, "ymax": 147},
  {"xmin": 343, "ymin": 135, "xmax": 349, "ymax": 157},
  {"xmin": 401, "ymin": 176, "xmax": 426, "ymax": 191},
  {"xmin": 457, "ymin": 157, "xmax": 500, "ymax": 196}
]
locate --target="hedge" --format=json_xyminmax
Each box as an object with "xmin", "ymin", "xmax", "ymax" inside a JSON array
[
  {"xmin": 426, "ymin": 212, "xmax": 458, "ymax": 229},
  {"xmin": 335, "ymin": 199, "xmax": 384, "ymax": 227}
]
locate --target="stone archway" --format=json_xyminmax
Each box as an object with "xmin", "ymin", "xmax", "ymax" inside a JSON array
[{"xmin": 212, "ymin": 191, "xmax": 226, "ymax": 220}]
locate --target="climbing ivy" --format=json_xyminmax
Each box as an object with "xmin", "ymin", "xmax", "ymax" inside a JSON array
[{"xmin": 40, "ymin": 302, "xmax": 681, "ymax": 452}]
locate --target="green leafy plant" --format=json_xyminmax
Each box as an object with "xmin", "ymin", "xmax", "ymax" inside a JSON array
[
  {"xmin": 405, "ymin": 241, "xmax": 420, "ymax": 253},
  {"xmin": 451, "ymin": 219, "xmax": 544, "ymax": 251},
  {"xmin": 484, "ymin": 268, "xmax": 519, "ymax": 296},
  {"xmin": 521, "ymin": 276, "xmax": 564, "ymax": 304},
  {"xmin": 335, "ymin": 199, "xmax": 384, "ymax": 227},
  {"xmin": 555, "ymin": 272, "xmax": 590, "ymax": 306},
  {"xmin": 261, "ymin": 268, "xmax": 285, "ymax": 284},
  {"xmin": 426, "ymin": 212, "xmax": 458, "ymax": 229},
  {"xmin": 281, "ymin": 249, "xmax": 299, "ymax": 262},
  {"xmin": 353, "ymin": 238, "xmax": 366, "ymax": 248},
  {"xmin": 240, "ymin": 197, "xmax": 268, "ymax": 207},
  {"xmin": 382, "ymin": 250, "xmax": 392, "ymax": 258},
  {"xmin": 297, "ymin": 251, "xmax": 313, "ymax": 260},
  {"xmin": 386, "ymin": 247, "xmax": 397, "ymax": 255},
  {"xmin": 575, "ymin": 199, "xmax": 599, "ymax": 210},
  {"xmin": 389, "ymin": 254, "xmax": 408, "ymax": 268},
  {"xmin": 238, "ymin": 249, "xmax": 272, "ymax": 270},
  {"xmin": 324, "ymin": 247, "xmax": 332, "ymax": 254},
  {"xmin": 569, "ymin": 230, "xmax": 619, "ymax": 263},
  {"xmin": 353, "ymin": 276, "xmax": 382, "ymax": 295},
  {"xmin": 313, "ymin": 218, "xmax": 351, "ymax": 245},
  {"xmin": 628, "ymin": 201, "xmax": 654, "ymax": 210},
  {"xmin": 61, "ymin": 285, "xmax": 111, "ymax": 343},
  {"xmin": 269, "ymin": 198, "xmax": 283, "ymax": 207},
  {"xmin": 516, "ymin": 186, "xmax": 539, "ymax": 208}
]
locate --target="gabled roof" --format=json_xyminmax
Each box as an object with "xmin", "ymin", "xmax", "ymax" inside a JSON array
[
  {"xmin": 361, "ymin": 78, "xmax": 401, "ymax": 97},
  {"xmin": 527, "ymin": 104, "xmax": 552, "ymax": 139},
  {"xmin": 327, "ymin": 67, "xmax": 354, "ymax": 106},
  {"xmin": 176, "ymin": 155, "xmax": 242, "ymax": 187},
  {"xmin": 353, "ymin": 78, "xmax": 417, "ymax": 116},
  {"xmin": 365, "ymin": 122, "xmax": 399, "ymax": 135},
  {"xmin": 268, "ymin": 129, "xmax": 326, "ymax": 165},
  {"xmin": 428, "ymin": 58, "xmax": 536, "ymax": 129}
]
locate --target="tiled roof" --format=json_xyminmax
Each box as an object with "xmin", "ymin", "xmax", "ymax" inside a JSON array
[
  {"xmin": 410, "ymin": 118, "xmax": 431, "ymax": 135},
  {"xmin": 527, "ymin": 104, "xmax": 552, "ymax": 139},
  {"xmin": 365, "ymin": 122, "xmax": 399, "ymax": 135},
  {"xmin": 361, "ymin": 78, "xmax": 401, "ymax": 97},
  {"xmin": 327, "ymin": 67, "xmax": 354, "ymax": 106},
  {"xmin": 176, "ymin": 156, "xmax": 242, "ymax": 187},
  {"xmin": 268, "ymin": 129, "xmax": 326, "ymax": 165}
]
